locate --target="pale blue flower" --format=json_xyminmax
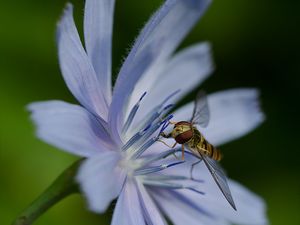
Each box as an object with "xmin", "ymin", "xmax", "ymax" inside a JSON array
[{"xmin": 28, "ymin": 0, "xmax": 268, "ymax": 224}]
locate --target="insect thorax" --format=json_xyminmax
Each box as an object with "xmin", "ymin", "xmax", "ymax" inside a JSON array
[{"xmin": 186, "ymin": 127, "xmax": 201, "ymax": 147}]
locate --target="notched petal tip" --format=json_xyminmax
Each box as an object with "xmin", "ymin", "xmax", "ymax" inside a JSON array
[
  {"xmin": 26, "ymin": 102, "xmax": 36, "ymax": 113},
  {"xmin": 61, "ymin": 3, "xmax": 73, "ymax": 18},
  {"xmin": 55, "ymin": 0, "xmax": 110, "ymax": 119},
  {"xmin": 56, "ymin": 3, "xmax": 74, "ymax": 47},
  {"xmin": 245, "ymin": 88, "xmax": 267, "ymax": 126},
  {"xmin": 253, "ymin": 88, "xmax": 267, "ymax": 121},
  {"xmin": 56, "ymin": 2, "xmax": 73, "ymax": 28},
  {"xmin": 190, "ymin": 41, "xmax": 215, "ymax": 71}
]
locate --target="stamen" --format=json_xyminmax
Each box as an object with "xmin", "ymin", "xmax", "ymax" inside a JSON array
[
  {"xmin": 160, "ymin": 89, "xmax": 181, "ymax": 106},
  {"xmin": 134, "ymin": 161, "xmax": 184, "ymax": 176},
  {"xmin": 138, "ymin": 106, "xmax": 160, "ymax": 131},
  {"xmin": 139, "ymin": 148, "xmax": 204, "ymax": 168},
  {"xmin": 143, "ymin": 175, "xmax": 204, "ymax": 183},
  {"xmin": 130, "ymin": 114, "xmax": 173, "ymax": 159},
  {"xmin": 122, "ymin": 92, "xmax": 147, "ymax": 134},
  {"xmin": 161, "ymin": 103, "xmax": 174, "ymax": 112},
  {"xmin": 122, "ymin": 108, "xmax": 172, "ymax": 153},
  {"xmin": 134, "ymin": 90, "xmax": 179, "ymax": 133},
  {"xmin": 129, "ymin": 114, "xmax": 173, "ymax": 152},
  {"xmin": 122, "ymin": 90, "xmax": 178, "ymax": 154},
  {"xmin": 141, "ymin": 180, "xmax": 205, "ymax": 195},
  {"xmin": 186, "ymin": 188, "xmax": 205, "ymax": 195},
  {"xmin": 121, "ymin": 125, "xmax": 151, "ymax": 151},
  {"xmin": 159, "ymin": 114, "xmax": 173, "ymax": 134},
  {"xmin": 135, "ymin": 104, "xmax": 172, "ymax": 136},
  {"xmin": 132, "ymin": 136, "xmax": 159, "ymax": 159},
  {"xmin": 138, "ymin": 148, "xmax": 179, "ymax": 166}
]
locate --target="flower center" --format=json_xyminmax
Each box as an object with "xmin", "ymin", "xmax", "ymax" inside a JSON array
[
  {"xmin": 116, "ymin": 90, "xmax": 206, "ymax": 195},
  {"xmin": 118, "ymin": 155, "xmax": 142, "ymax": 177}
]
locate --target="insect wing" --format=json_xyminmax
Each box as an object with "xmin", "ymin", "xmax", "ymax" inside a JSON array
[
  {"xmin": 199, "ymin": 152, "xmax": 237, "ymax": 210},
  {"xmin": 190, "ymin": 91, "xmax": 210, "ymax": 127}
]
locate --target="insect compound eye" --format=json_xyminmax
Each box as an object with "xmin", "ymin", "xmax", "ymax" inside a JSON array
[{"xmin": 175, "ymin": 130, "xmax": 193, "ymax": 144}]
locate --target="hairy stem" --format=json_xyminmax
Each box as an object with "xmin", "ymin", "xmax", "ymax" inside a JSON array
[{"xmin": 12, "ymin": 159, "xmax": 83, "ymax": 225}]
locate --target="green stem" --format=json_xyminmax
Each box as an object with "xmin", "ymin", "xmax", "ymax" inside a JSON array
[{"xmin": 12, "ymin": 159, "xmax": 83, "ymax": 225}]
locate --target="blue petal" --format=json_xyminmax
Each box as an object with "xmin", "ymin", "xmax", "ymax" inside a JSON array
[
  {"xmin": 120, "ymin": 0, "xmax": 211, "ymax": 75},
  {"xmin": 76, "ymin": 151, "xmax": 126, "ymax": 213},
  {"xmin": 172, "ymin": 89, "xmax": 265, "ymax": 146},
  {"xmin": 28, "ymin": 100, "xmax": 114, "ymax": 157},
  {"xmin": 220, "ymin": 180, "xmax": 268, "ymax": 225},
  {"xmin": 84, "ymin": 0, "xmax": 115, "ymax": 104},
  {"xmin": 109, "ymin": 45, "xmax": 157, "ymax": 145},
  {"xmin": 158, "ymin": 154, "xmax": 268, "ymax": 224},
  {"xmin": 57, "ymin": 3, "xmax": 108, "ymax": 120},
  {"xmin": 109, "ymin": 0, "xmax": 211, "ymax": 143},
  {"xmin": 129, "ymin": 42, "xmax": 214, "ymax": 125},
  {"xmin": 151, "ymin": 189, "xmax": 227, "ymax": 225},
  {"xmin": 137, "ymin": 181, "xmax": 167, "ymax": 225},
  {"xmin": 112, "ymin": 180, "xmax": 146, "ymax": 225}
]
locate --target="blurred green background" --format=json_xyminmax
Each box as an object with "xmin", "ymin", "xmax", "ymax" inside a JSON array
[{"xmin": 1, "ymin": 0, "xmax": 299, "ymax": 224}]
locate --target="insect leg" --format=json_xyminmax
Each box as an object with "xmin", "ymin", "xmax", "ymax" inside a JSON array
[
  {"xmin": 157, "ymin": 140, "xmax": 178, "ymax": 159},
  {"xmin": 181, "ymin": 144, "xmax": 185, "ymax": 160},
  {"xmin": 157, "ymin": 140, "xmax": 177, "ymax": 148},
  {"xmin": 160, "ymin": 132, "xmax": 172, "ymax": 138},
  {"xmin": 190, "ymin": 160, "xmax": 202, "ymax": 180}
]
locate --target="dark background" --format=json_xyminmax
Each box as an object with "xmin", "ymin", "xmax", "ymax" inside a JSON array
[{"xmin": 1, "ymin": 0, "xmax": 299, "ymax": 224}]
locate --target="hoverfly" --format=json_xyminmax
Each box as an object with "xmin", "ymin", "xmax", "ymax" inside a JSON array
[{"xmin": 160, "ymin": 91, "xmax": 236, "ymax": 210}]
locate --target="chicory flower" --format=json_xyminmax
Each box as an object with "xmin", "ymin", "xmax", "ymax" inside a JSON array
[{"xmin": 28, "ymin": 0, "xmax": 268, "ymax": 224}]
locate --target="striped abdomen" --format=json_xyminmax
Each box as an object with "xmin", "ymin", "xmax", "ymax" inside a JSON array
[
  {"xmin": 200, "ymin": 137, "xmax": 222, "ymax": 161},
  {"xmin": 191, "ymin": 128, "xmax": 222, "ymax": 161}
]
